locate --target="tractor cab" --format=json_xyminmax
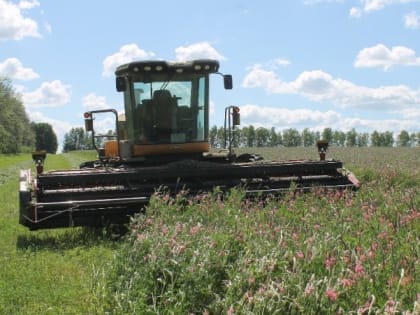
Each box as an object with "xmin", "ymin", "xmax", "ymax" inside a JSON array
[{"xmin": 85, "ymin": 60, "xmax": 232, "ymax": 162}]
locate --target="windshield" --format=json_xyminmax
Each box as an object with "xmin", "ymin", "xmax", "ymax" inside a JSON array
[{"xmin": 128, "ymin": 74, "xmax": 207, "ymax": 145}]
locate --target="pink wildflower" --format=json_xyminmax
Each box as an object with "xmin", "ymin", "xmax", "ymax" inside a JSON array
[
  {"xmin": 340, "ymin": 278, "xmax": 353, "ymax": 288},
  {"xmin": 355, "ymin": 263, "xmax": 364, "ymax": 275},
  {"xmin": 305, "ymin": 285, "xmax": 314, "ymax": 296},
  {"xmin": 325, "ymin": 256, "xmax": 336, "ymax": 270},
  {"xmin": 137, "ymin": 233, "xmax": 146, "ymax": 241},
  {"xmin": 227, "ymin": 306, "xmax": 235, "ymax": 315},
  {"xmin": 325, "ymin": 287, "xmax": 339, "ymax": 302},
  {"xmin": 296, "ymin": 251, "xmax": 305, "ymax": 260},
  {"xmin": 160, "ymin": 225, "xmax": 169, "ymax": 235},
  {"xmin": 243, "ymin": 291, "xmax": 254, "ymax": 304},
  {"xmin": 189, "ymin": 223, "xmax": 202, "ymax": 236},
  {"xmin": 384, "ymin": 299, "xmax": 396, "ymax": 314}
]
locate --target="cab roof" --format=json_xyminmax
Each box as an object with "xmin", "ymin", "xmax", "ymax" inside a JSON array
[{"xmin": 115, "ymin": 59, "xmax": 220, "ymax": 76}]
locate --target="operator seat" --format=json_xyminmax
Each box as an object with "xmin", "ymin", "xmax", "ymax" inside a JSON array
[{"xmin": 152, "ymin": 89, "xmax": 177, "ymax": 141}]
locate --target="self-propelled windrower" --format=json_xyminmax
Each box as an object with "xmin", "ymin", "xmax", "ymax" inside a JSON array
[{"xmin": 19, "ymin": 59, "xmax": 359, "ymax": 230}]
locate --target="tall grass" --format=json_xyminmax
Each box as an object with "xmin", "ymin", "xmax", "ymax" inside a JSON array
[
  {"xmin": 98, "ymin": 147, "xmax": 419, "ymax": 314},
  {"xmin": 1, "ymin": 148, "xmax": 418, "ymax": 314}
]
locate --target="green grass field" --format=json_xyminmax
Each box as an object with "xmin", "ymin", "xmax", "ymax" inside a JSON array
[
  {"xmin": 0, "ymin": 151, "xmax": 117, "ymax": 315},
  {"xmin": 0, "ymin": 148, "xmax": 419, "ymax": 314}
]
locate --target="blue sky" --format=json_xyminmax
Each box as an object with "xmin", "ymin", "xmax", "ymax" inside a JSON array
[{"xmin": 1, "ymin": 0, "xmax": 420, "ymax": 149}]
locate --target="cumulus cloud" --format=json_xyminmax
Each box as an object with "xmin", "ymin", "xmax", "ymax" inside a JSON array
[
  {"xmin": 242, "ymin": 64, "xmax": 420, "ymax": 110},
  {"xmin": 102, "ymin": 44, "xmax": 156, "ymax": 77},
  {"xmin": 238, "ymin": 104, "xmax": 420, "ymax": 133},
  {"xmin": 175, "ymin": 42, "xmax": 225, "ymax": 61},
  {"xmin": 353, "ymin": 0, "xmax": 419, "ymax": 13},
  {"xmin": 0, "ymin": 57, "xmax": 39, "ymax": 80},
  {"xmin": 18, "ymin": 0, "xmax": 40, "ymax": 10},
  {"xmin": 348, "ymin": 0, "xmax": 420, "ymax": 17},
  {"xmin": 349, "ymin": 7, "xmax": 362, "ymax": 17},
  {"xmin": 0, "ymin": 0, "xmax": 40, "ymax": 40},
  {"xmin": 404, "ymin": 11, "xmax": 420, "ymax": 29},
  {"xmin": 82, "ymin": 93, "xmax": 110, "ymax": 110},
  {"xmin": 240, "ymin": 105, "xmax": 341, "ymax": 127},
  {"xmin": 398, "ymin": 108, "xmax": 420, "ymax": 119},
  {"xmin": 21, "ymin": 80, "xmax": 71, "ymax": 107},
  {"xmin": 354, "ymin": 44, "xmax": 420, "ymax": 70}
]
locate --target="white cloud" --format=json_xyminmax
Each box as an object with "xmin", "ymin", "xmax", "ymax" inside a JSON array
[
  {"xmin": 354, "ymin": 44, "xmax": 420, "ymax": 70},
  {"xmin": 102, "ymin": 44, "xmax": 156, "ymax": 77},
  {"xmin": 349, "ymin": 7, "xmax": 362, "ymax": 17},
  {"xmin": 82, "ymin": 93, "xmax": 110, "ymax": 110},
  {"xmin": 242, "ymin": 64, "xmax": 420, "ymax": 110},
  {"xmin": 0, "ymin": 0, "xmax": 40, "ymax": 40},
  {"xmin": 18, "ymin": 0, "xmax": 40, "ymax": 10},
  {"xmin": 238, "ymin": 104, "xmax": 420, "ymax": 133},
  {"xmin": 348, "ymin": 1, "xmax": 420, "ymax": 17},
  {"xmin": 21, "ymin": 80, "xmax": 71, "ymax": 108},
  {"xmin": 0, "ymin": 57, "xmax": 39, "ymax": 80},
  {"xmin": 398, "ymin": 108, "xmax": 420, "ymax": 119},
  {"xmin": 361, "ymin": 0, "xmax": 419, "ymax": 13},
  {"xmin": 175, "ymin": 42, "xmax": 226, "ymax": 61},
  {"xmin": 240, "ymin": 105, "xmax": 341, "ymax": 127},
  {"xmin": 404, "ymin": 11, "xmax": 420, "ymax": 29},
  {"xmin": 273, "ymin": 58, "xmax": 291, "ymax": 66}
]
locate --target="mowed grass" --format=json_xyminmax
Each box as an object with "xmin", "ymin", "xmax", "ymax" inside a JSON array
[
  {"xmin": 0, "ymin": 151, "xmax": 118, "ymax": 315},
  {"xmin": 0, "ymin": 148, "xmax": 419, "ymax": 314}
]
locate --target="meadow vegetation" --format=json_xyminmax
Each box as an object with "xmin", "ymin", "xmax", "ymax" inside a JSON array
[
  {"xmin": 99, "ymin": 147, "xmax": 419, "ymax": 314},
  {"xmin": 0, "ymin": 147, "xmax": 419, "ymax": 314}
]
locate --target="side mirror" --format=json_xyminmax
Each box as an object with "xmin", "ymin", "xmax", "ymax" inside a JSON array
[
  {"xmin": 116, "ymin": 77, "xmax": 126, "ymax": 92},
  {"xmin": 224, "ymin": 75, "xmax": 233, "ymax": 90}
]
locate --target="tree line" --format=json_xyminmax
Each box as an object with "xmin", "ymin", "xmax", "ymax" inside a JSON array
[
  {"xmin": 0, "ymin": 78, "xmax": 58, "ymax": 154},
  {"xmin": 209, "ymin": 126, "xmax": 420, "ymax": 148},
  {"xmin": 2, "ymin": 77, "xmax": 419, "ymax": 153}
]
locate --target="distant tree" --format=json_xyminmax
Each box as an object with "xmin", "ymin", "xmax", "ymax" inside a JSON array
[
  {"xmin": 382, "ymin": 131, "xmax": 394, "ymax": 147},
  {"xmin": 268, "ymin": 127, "xmax": 278, "ymax": 147},
  {"xmin": 283, "ymin": 128, "xmax": 301, "ymax": 147},
  {"xmin": 417, "ymin": 132, "xmax": 420, "ymax": 147},
  {"xmin": 346, "ymin": 129, "xmax": 357, "ymax": 147},
  {"xmin": 357, "ymin": 132, "xmax": 369, "ymax": 147},
  {"xmin": 321, "ymin": 128, "xmax": 333, "ymax": 143},
  {"xmin": 0, "ymin": 77, "xmax": 34, "ymax": 153},
  {"xmin": 217, "ymin": 127, "xmax": 225, "ymax": 148},
  {"xmin": 255, "ymin": 127, "xmax": 269, "ymax": 147},
  {"xmin": 232, "ymin": 126, "xmax": 240, "ymax": 148},
  {"xmin": 209, "ymin": 126, "xmax": 218, "ymax": 147},
  {"xmin": 370, "ymin": 131, "xmax": 381, "ymax": 147},
  {"xmin": 302, "ymin": 128, "xmax": 315, "ymax": 147},
  {"xmin": 333, "ymin": 130, "xmax": 346, "ymax": 146},
  {"xmin": 32, "ymin": 122, "xmax": 58, "ymax": 153},
  {"xmin": 242, "ymin": 125, "xmax": 256, "ymax": 147},
  {"xmin": 62, "ymin": 127, "xmax": 93, "ymax": 152},
  {"xmin": 370, "ymin": 130, "xmax": 394, "ymax": 147},
  {"xmin": 397, "ymin": 130, "xmax": 410, "ymax": 147}
]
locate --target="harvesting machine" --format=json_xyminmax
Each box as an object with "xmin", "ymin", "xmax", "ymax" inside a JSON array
[{"xmin": 19, "ymin": 59, "xmax": 359, "ymax": 230}]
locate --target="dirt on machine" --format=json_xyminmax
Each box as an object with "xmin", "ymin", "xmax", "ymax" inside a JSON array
[{"xmin": 19, "ymin": 59, "xmax": 360, "ymax": 230}]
